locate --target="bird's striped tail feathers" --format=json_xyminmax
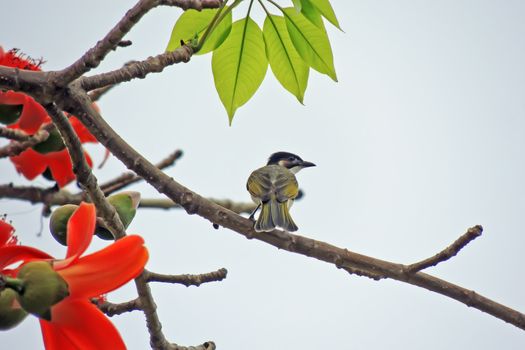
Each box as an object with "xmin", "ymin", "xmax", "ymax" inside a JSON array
[{"xmin": 255, "ymin": 199, "xmax": 298, "ymax": 232}]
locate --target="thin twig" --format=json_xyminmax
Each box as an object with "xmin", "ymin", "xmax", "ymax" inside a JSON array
[
  {"xmin": 95, "ymin": 298, "xmax": 143, "ymax": 316},
  {"xmin": 159, "ymin": 0, "xmax": 223, "ymax": 10},
  {"xmin": 406, "ymin": 225, "xmax": 483, "ymax": 273},
  {"xmin": 0, "ymin": 127, "xmax": 32, "ymax": 142},
  {"xmin": 88, "ymin": 84, "xmax": 117, "ymax": 102},
  {"xmin": 169, "ymin": 342, "xmax": 216, "ymax": 350},
  {"xmin": 0, "ymin": 129, "xmax": 49, "ymax": 158},
  {"xmin": 139, "ymin": 198, "xmax": 256, "ymax": 215},
  {"xmin": 145, "ymin": 268, "xmax": 227, "ymax": 287},
  {"xmin": 55, "ymin": 0, "xmax": 159, "ymax": 85},
  {"xmin": 79, "ymin": 46, "xmax": 194, "ymax": 92},
  {"xmin": 100, "ymin": 150, "xmax": 183, "ymax": 195}
]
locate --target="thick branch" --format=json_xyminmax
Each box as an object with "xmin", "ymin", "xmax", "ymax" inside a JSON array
[
  {"xmin": 79, "ymin": 47, "xmax": 193, "ymax": 92},
  {"xmin": 68, "ymin": 86, "xmax": 525, "ymax": 331},
  {"xmin": 407, "ymin": 225, "xmax": 483, "ymax": 272},
  {"xmin": 145, "ymin": 268, "xmax": 228, "ymax": 287},
  {"xmin": 46, "ymin": 103, "xmax": 175, "ymax": 349},
  {"xmin": 45, "ymin": 104, "xmax": 124, "ymax": 237}
]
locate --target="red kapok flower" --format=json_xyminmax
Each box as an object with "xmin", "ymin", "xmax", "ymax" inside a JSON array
[
  {"xmin": 0, "ymin": 203, "xmax": 148, "ymax": 349},
  {"xmin": 0, "ymin": 46, "xmax": 99, "ymax": 187}
]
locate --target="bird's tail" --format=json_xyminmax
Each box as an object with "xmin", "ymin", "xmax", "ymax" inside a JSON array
[{"xmin": 255, "ymin": 199, "xmax": 298, "ymax": 232}]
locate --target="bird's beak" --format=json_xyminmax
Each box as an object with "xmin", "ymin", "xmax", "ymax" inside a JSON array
[{"xmin": 300, "ymin": 161, "xmax": 316, "ymax": 168}]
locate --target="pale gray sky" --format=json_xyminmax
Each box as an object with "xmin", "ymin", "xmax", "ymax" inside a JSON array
[{"xmin": 1, "ymin": 1, "xmax": 525, "ymax": 349}]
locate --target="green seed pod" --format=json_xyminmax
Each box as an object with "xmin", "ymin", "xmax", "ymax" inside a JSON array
[
  {"xmin": 0, "ymin": 288, "xmax": 28, "ymax": 330},
  {"xmin": 0, "ymin": 104, "xmax": 23, "ymax": 125},
  {"xmin": 96, "ymin": 191, "xmax": 141, "ymax": 240},
  {"xmin": 16, "ymin": 261, "xmax": 69, "ymax": 321},
  {"xmin": 49, "ymin": 204, "xmax": 79, "ymax": 246},
  {"xmin": 33, "ymin": 128, "xmax": 65, "ymax": 154}
]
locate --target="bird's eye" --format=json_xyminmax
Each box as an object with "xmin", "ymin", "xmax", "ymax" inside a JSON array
[{"xmin": 288, "ymin": 156, "xmax": 295, "ymax": 161}]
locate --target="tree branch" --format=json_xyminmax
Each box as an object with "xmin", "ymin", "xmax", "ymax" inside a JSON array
[
  {"xmin": 100, "ymin": 150, "xmax": 183, "ymax": 195},
  {"xmin": 145, "ymin": 268, "xmax": 227, "ymax": 287},
  {"xmin": 55, "ymin": 0, "xmax": 159, "ymax": 85},
  {"xmin": 67, "ymin": 86, "xmax": 525, "ymax": 331},
  {"xmin": 159, "ymin": 0, "xmax": 223, "ymax": 10},
  {"xmin": 96, "ymin": 298, "xmax": 143, "ymax": 316},
  {"xmin": 0, "ymin": 128, "xmax": 49, "ymax": 158},
  {"xmin": 0, "ymin": 127, "xmax": 32, "ymax": 142},
  {"xmin": 406, "ymin": 225, "xmax": 483, "ymax": 273},
  {"xmin": 79, "ymin": 47, "xmax": 194, "ymax": 92},
  {"xmin": 139, "ymin": 198, "xmax": 256, "ymax": 215},
  {"xmin": 169, "ymin": 341, "xmax": 216, "ymax": 350},
  {"xmin": 88, "ymin": 84, "xmax": 116, "ymax": 102},
  {"xmin": 45, "ymin": 103, "xmax": 177, "ymax": 349}
]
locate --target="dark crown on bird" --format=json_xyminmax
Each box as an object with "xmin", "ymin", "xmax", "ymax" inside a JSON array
[{"xmin": 267, "ymin": 151, "xmax": 316, "ymax": 169}]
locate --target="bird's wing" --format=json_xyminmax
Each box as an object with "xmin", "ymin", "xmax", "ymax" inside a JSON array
[
  {"xmin": 247, "ymin": 167, "xmax": 274, "ymax": 202},
  {"xmin": 273, "ymin": 169, "xmax": 299, "ymax": 202},
  {"xmin": 247, "ymin": 165, "xmax": 298, "ymax": 203}
]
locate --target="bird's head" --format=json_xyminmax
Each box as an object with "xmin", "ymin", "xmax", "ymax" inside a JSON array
[{"xmin": 267, "ymin": 151, "xmax": 316, "ymax": 174}]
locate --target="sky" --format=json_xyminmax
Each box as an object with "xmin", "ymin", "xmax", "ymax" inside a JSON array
[{"xmin": 1, "ymin": 0, "xmax": 525, "ymax": 349}]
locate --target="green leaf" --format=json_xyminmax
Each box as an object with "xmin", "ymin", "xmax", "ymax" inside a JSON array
[
  {"xmin": 308, "ymin": 0, "xmax": 341, "ymax": 30},
  {"xmin": 282, "ymin": 7, "xmax": 337, "ymax": 81},
  {"xmin": 292, "ymin": 0, "xmax": 302, "ymax": 12},
  {"xmin": 166, "ymin": 8, "xmax": 232, "ymax": 55},
  {"xmin": 300, "ymin": 0, "xmax": 325, "ymax": 29},
  {"xmin": 263, "ymin": 15, "xmax": 309, "ymax": 103},
  {"xmin": 212, "ymin": 17, "xmax": 268, "ymax": 123}
]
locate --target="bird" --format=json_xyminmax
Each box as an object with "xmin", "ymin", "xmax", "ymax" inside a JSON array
[{"xmin": 246, "ymin": 151, "xmax": 315, "ymax": 232}]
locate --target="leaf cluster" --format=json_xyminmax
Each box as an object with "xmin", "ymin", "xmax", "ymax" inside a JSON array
[{"xmin": 166, "ymin": 0, "xmax": 340, "ymax": 123}]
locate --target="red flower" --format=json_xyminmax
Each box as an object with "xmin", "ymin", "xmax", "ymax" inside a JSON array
[
  {"xmin": 0, "ymin": 203, "xmax": 148, "ymax": 349},
  {"xmin": 0, "ymin": 46, "xmax": 98, "ymax": 187}
]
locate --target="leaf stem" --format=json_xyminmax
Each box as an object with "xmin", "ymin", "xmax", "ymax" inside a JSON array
[{"xmin": 196, "ymin": 0, "xmax": 244, "ymax": 52}]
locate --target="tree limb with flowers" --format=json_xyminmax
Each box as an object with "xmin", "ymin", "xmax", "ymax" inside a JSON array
[{"xmin": 1, "ymin": 0, "xmax": 524, "ymax": 349}]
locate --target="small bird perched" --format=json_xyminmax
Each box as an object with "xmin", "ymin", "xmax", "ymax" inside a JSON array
[{"xmin": 246, "ymin": 151, "xmax": 315, "ymax": 232}]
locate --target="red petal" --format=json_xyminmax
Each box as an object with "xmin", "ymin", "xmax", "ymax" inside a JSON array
[
  {"xmin": 40, "ymin": 319, "xmax": 74, "ymax": 350},
  {"xmin": 10, "ymin": 148, "xmax": 48, "ymax": 180},
  {"xmin": 63, "ymin": 203, "xmax": 96, "ymax": 264},
  {"xmin": 70, "ymin": 117, "xmax": 97, "ymax": 143},
  {"xmin": 58, "ymin": 235, "xmax": 148, "ymax": 298},
  {"xmin": 41, "ymin": 299, "xmax": 126, "ymax": 350},
  {"xmin": 45, "ymin": 149, "xmax": 93, "ymax": 188},
  {"xmin": 17, "ymin": 96, "xmax": 49, "ymax": 134},
  {"xmin": 0, "ymin": 245, "xmax": 52, "ymax": 271},
  {"xmin": 45, "ymin": 150, "xmax": 76, "ymax": 188},
  {"xmin": 0, "ymin": 90, "xmax": 26, "ymax": 105},
  {"xmin": 0, "ymin": 220, "xmax": 15, "ymax": 246},
  {"xmin": 0, "ymin": 90, "xmax": 49, "ymax": 133}
]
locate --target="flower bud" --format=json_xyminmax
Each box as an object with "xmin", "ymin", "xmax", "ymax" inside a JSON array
[
  {"xmin": 96, "ymin": 191, "xmax": 141, "ymax": 240},
  {"xmin": 0, "ymin": 288, "xmax": 28, "ymax": 330},
  {"xmin": 0, "ymin": 104, "xmax": 23, "ymax": 125},
  {"xmin": 49, "ymin": 204, "xmax": 79, "ymax": 246},
  {"xmin": 16, "ymin": 261, "xmax": 69, "ymax": 320}
]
